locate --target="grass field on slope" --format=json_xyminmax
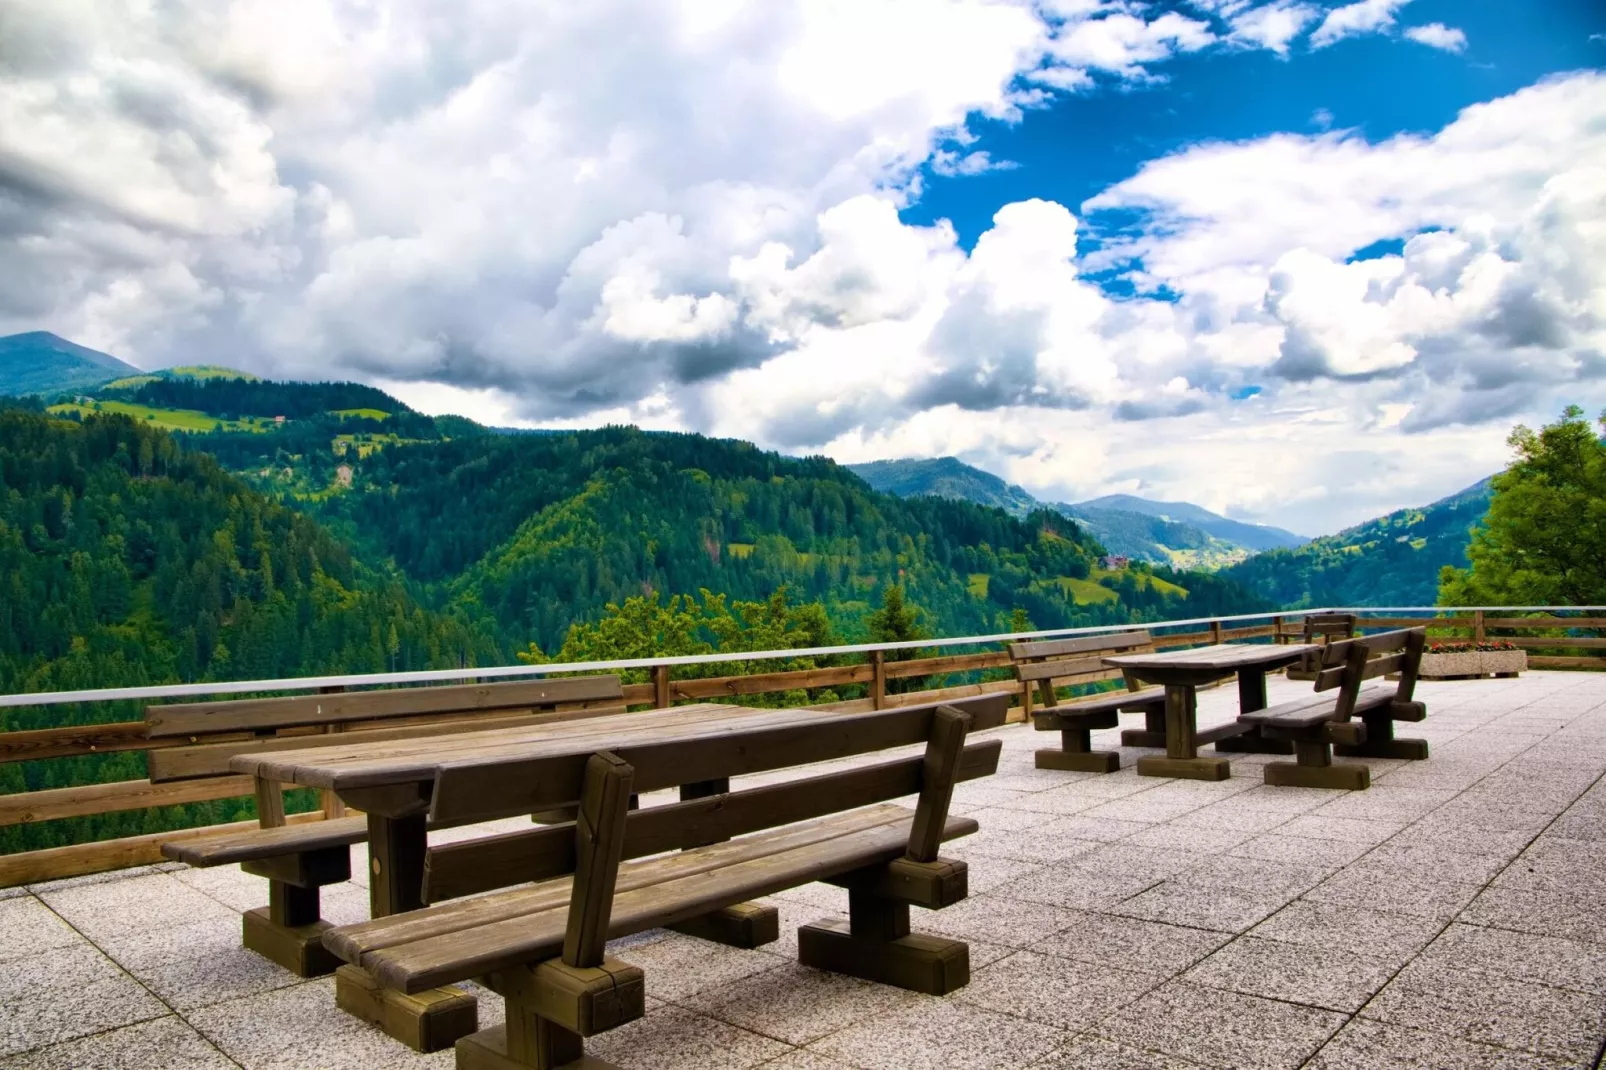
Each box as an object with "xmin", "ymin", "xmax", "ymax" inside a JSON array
[{"xmin": 48, "ymin": 400, "xmax": 275, "ymax": 434}]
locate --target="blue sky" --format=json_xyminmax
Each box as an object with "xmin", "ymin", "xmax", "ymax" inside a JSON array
[
  {"xmin": 911, "ymin": 0, "xmax": 1606, "ymax": 251},
  {"xmin": 2, "ymin": 0, "xmax": 1604, "ymax": 535}
]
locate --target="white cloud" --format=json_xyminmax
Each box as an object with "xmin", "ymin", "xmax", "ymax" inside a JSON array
[
  {"xmin": 1229, "ymin": 2, "xmax": 1320, "ymax": 56},
  {"xmin": 1403, "ymin": 23, "xmax": 1468, "ymax": 53},
  {"xmin": 1, "ymin": 2, "xmax": 1602, "ymax": 534},
  {"xmin": 1309, "ymin": 0, "xmax": 1411, "ymax": 49}
]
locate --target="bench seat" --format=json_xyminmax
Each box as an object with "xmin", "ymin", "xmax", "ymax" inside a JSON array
[
  {"xmin": 161, "ymin": 816, "xmax": 370, "ymax": 867},
  {"xmin": 1010, "ymin": 631, "xmax": 1165, "ymax": 773},
  {"xmin": 1239, "ymin": 684, "xmax": 1425, "ymax": 731},
  {"xmin": 327, "ymin": 803, "xmax": 975, "ymax": 995},
  {"xmin": 1236, "ymin": 628, "xmax": 1429, "ymax": 790},
  {"xmin": 1031, "ymin": 686, "xmax": 1166, "ymax": 726}
]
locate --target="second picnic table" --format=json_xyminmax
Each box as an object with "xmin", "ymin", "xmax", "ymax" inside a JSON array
[{"xmin": 1102, "ymin": 643, "xmax": 1315, "ymax": 780}]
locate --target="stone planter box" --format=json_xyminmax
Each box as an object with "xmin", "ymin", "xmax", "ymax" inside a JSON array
[{"xmin": 1419, "ymin": 650, "xmax": 1527, "ymax": 680}]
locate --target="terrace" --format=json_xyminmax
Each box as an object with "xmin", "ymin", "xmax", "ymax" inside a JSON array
[{"xmin": 3, "ymin": 662, "xmax": 1604, "ymax": 1069}]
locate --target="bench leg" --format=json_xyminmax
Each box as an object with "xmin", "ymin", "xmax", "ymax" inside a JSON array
[
  {"xmin": 241, "ymin": 880, "xmax": 341, "ymax": 978},
  {"xmin": 1035, "ymin": 726, "xmax": 1120, "ymax": 773},
  {"xmin": 238, "ymin": 846, "xmax": 352, "ymax": 978},
  {"xmin": 1120, "ymin": 706, "xmax": 1168, "ymax": 748},
  {"xmin": 1264, "ymin": 738, "xmax": 1369, "ymax": 791},
  {"xmin": 458, "ymin": 958, "xmax": 643, "ymax": 1070},
  {"xmin": 1333, "ymin": 715, "xmax": 1429, "ymax": 761},
  {"xmin": 667, "ymin": 779, "xmax": 780, "ymax": 948},
  {"xmin": 336, "ymin": 964, "xmax": 479, "ymax": 1053},
  {"xmin": 797, "ymin": 890, "xmax": 969, "ymax": 996}
]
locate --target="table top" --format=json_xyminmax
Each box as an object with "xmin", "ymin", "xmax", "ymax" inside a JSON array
[
  {"xmin": 230, "ymin": 701, "xmax": 838, "ymax": 792},
  {"xmin": 1103, "ymin": 643, "xmax": 1314, "ymax": 685}
]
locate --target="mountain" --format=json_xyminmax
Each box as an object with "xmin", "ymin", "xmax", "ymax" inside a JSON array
[
  {"xmin": 848, "ymin": 457, "xmax": 1038, "ymax": 516},
  {"xmin": 1071, "ymin": 494, "xmax": 1306, "ymax": 552},
  {"xmin": 1053, "ymin": 502, "xmax": 1249, "ymax": 570},
  {"xmin": 846, "ymin": 455, "xmax": 1281, "ymax": 569},
  {"xmin": 0, "ymin": 331, "xmax": 142, "ymax": 397},
  {"xmin": 1220, "ymin": 477, "xmax": 1495, "ymax": 607}
]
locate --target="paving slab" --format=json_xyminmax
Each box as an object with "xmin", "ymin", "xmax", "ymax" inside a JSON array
[
  {"xmin": 1183, "ymin": 934, "xmax": 1399, "ymax": 1012},
  {"xmin": 1035, "ymin": 910, "xmax": 1231, "ymax": 975},
  {"xmin": 1095, "ymin": 979, "xmax": 1346, "ymax": 1070},
  {"xmin": 0, "ymin": 1016, "xmax": 238, "ymax": 1069},
  {"xmin": 953, "ymin": 949, "xmax": 1163, "ymax": 1031},
  {"xmin": 0, "ymin": 943, "xmax": 169, "ymax": 1058},
  {"xmin": 1361, "ymin": 959, "xmax": 1606, "ymax": 1066},
  {"xmin": 808, "ymin": 997, "xmax": 1064, "ymax": 1070},
  {"xmin": 1308, "ymin": 1016, "xmax": 1575, "ymax": 1069}
]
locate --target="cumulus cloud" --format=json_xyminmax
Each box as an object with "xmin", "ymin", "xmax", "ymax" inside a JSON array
[
  {"xmin": 1309, "ymin": 0, "xmax": 1411, "ymax": 49},
  {"xmin": 1, "ymin": 1, "xmax": 1601, "ymax": 532},
  {"xmin": 1403, "ymin": 23, "xmax": 1468, "ymax": 53},
  {"xmin": 1229, "ymin": 2, "xmax": 1321, "ymax": 56}
]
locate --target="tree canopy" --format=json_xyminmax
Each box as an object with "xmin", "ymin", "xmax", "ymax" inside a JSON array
[{"xmin": 1440, "ymin": 406, "xmax": 1606, "ymax": 606}]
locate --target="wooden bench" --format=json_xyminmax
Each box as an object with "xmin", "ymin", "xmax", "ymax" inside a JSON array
[
  {"xmin": 152, "ymin": 675, "xmax": 625, "ymax": 978},
  {"xmin": 322, "ymin": 693, "xmax": 1009, "ymax": 1070},
  {"xmin": 1010, "ymin": 632, "xmax": 1167, "ymax": 772},
  {"xmin": 1285, "ymin": 613, "xmax": 1357, "ymax": 680},
  {"xmin": 1238, "ymin": 628, "xmax": 1427, "ymax": 790}
]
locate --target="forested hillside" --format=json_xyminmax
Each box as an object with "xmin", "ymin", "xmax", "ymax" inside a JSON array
[
  {"xmin": 1220, "ymin": 478, "xmax": 1493, "ymax": 607},
  {"xmin": 0, "ymin": 408, "xmax": 506, "ymax": 849},
  {"xmin": 311, "ymin": 428, "xmax": 1270, "ymax": 652},
  {"xmin": 9, "ymin": 371, "xmax": 1274, "ymax": 672}
]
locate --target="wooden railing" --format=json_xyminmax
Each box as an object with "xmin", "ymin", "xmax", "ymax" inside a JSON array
[{"xmin": 2, "ymin": 607, "xmax": 1600, "ymax": 887}]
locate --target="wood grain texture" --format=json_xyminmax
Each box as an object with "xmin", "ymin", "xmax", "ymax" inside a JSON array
[
  {"xmin": 0, "ymin": 774, "xmax": 259, "ymax": 827},
  {"xmin": 355, "ymin": 813, "xmax": 978, "ymax": 993},
  {"xmin": 422, "ymin": 741, "xmax": 1001, "ymax": 902},
  {"xmin": 336, "ymin": 806, "xmax": 938, "ymax": 962},
  {"xmin": 1, "ymin": 810, "xmax": 330, "ymax": 887},
  {"xmin": 146, "ymin": 676, "xmax": 624, "ymax": 737}
]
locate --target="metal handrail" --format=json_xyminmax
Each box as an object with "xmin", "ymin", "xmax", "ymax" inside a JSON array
[{"xmin": 1, "ymin": 604, "xmax": 1601, "ymax": 711}]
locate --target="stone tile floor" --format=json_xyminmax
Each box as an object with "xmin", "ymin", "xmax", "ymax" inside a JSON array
[{"xmin": 3, "ymin": 671, "xmax": 1605, "ymax": 1069}]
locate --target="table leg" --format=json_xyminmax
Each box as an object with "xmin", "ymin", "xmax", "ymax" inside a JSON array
[
  {"xmin": 667, "ymin": 778, "xmax": 780, "ymax": 948},
  {"xmin": 1215, "ymin": 670, "xmax": 1296, "ymax": 755},
  {"xmin": 334, "ymin": 813, "xmax": 477, "ymax": 1052},
  {"xmin": 1135, "ymin": 685, "xmax": 1230, "ymax": 781}
]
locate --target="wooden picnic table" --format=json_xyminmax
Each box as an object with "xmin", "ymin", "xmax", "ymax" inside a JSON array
[
  {"xmin": 229, "ymin": 700, "xmax": 815, "ymax": 1049},
  {"xmin": 1102, "ymin": 643, "xmax": 1315, "ymax": 780}
]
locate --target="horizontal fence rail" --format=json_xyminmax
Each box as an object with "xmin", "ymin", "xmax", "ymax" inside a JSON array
[{"xmin": 1, "ymin": 606, "xmax": 1601, "ymax": 887}]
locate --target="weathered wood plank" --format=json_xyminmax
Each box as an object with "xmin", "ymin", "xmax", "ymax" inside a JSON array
[
  {"xmin": 423, "ymin": 741, "xmax": 1001, "ymax": 902},
  {"xmin": 361, "ymin": 814, "xmax": 979, "ymax": 994},
  {"xmin": 424, "ymin": 695, "xmax": 1009, "ymax": 825},
  {"xmin": 0, "ymin": 811, "xmax": 329, "ymax": 888},
  {"xmin": 161, "ymin": 815, "xmax": 368, "ymax": 866},
  {"xmin": 0, "ymin": 774, "xmax": 259, "ymax": 827},
  {"xmin": 336, "ymin": 805, "xmax": 923, "ymax": 962},
  {"xmin": 564, "ymin": 753, "xmax": 634, "ymax": 968},
  {"xmin": 146, "ymin": 676, "xmax": 624, "ymax": 737},
  {"xmin": 0, "ymin": 720, "xmax": 162, "ymax": 762},
  {"xmin": 907, "ymin": 707, "xmax": 970, "ymax": 863},
  {"xmin": 149, "ymin": 705, "xmax": 630, "ymax": 781}
]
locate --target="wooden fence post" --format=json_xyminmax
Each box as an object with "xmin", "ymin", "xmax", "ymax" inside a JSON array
[
  {"xmin": 1473, "ymin": 610, "xmax": 1485, "ymax": 643},
  {"xmin": 1210, "ymin": 619, "xmax": 1223, "ymax": 646},
  {"xmin": 653, "ymin": 664, "xmax": 671, "ymax": 709},
  {"xmin": 870, "ymin": 650, "xmax": 886, "ymax": 710},
  {"xmin": 1272, "ymin": 614, "xmax": 1284, "ymax": 644}
]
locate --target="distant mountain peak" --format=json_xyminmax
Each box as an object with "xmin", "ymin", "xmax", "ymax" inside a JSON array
[
  {"xmin": 0, "ymin": 331, "xmax": 143, "ymax": 398},
  {"xmin": 1071, "ymin": 494, "xmax": 1307, "ymax": 551}
]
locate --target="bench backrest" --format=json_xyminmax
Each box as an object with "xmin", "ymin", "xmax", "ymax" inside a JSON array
[
  {"xmin": 1302, "ymin": 613, "xmax": 1357, "ymax": 643},
  {"xmin": 419, "ymin": 692, "xmax": 1011, "ymax": 905},
  {"xmin": 1313, "ymin": 627, "xmax": 1426, "ymax": 719},
  {"xmin": 145, "ymin": 675, "xmax": 625, "ymax": 782},
  {"xmin": 1009, "ymin": 631, "xmax": 1154, "ymax": 707}
]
